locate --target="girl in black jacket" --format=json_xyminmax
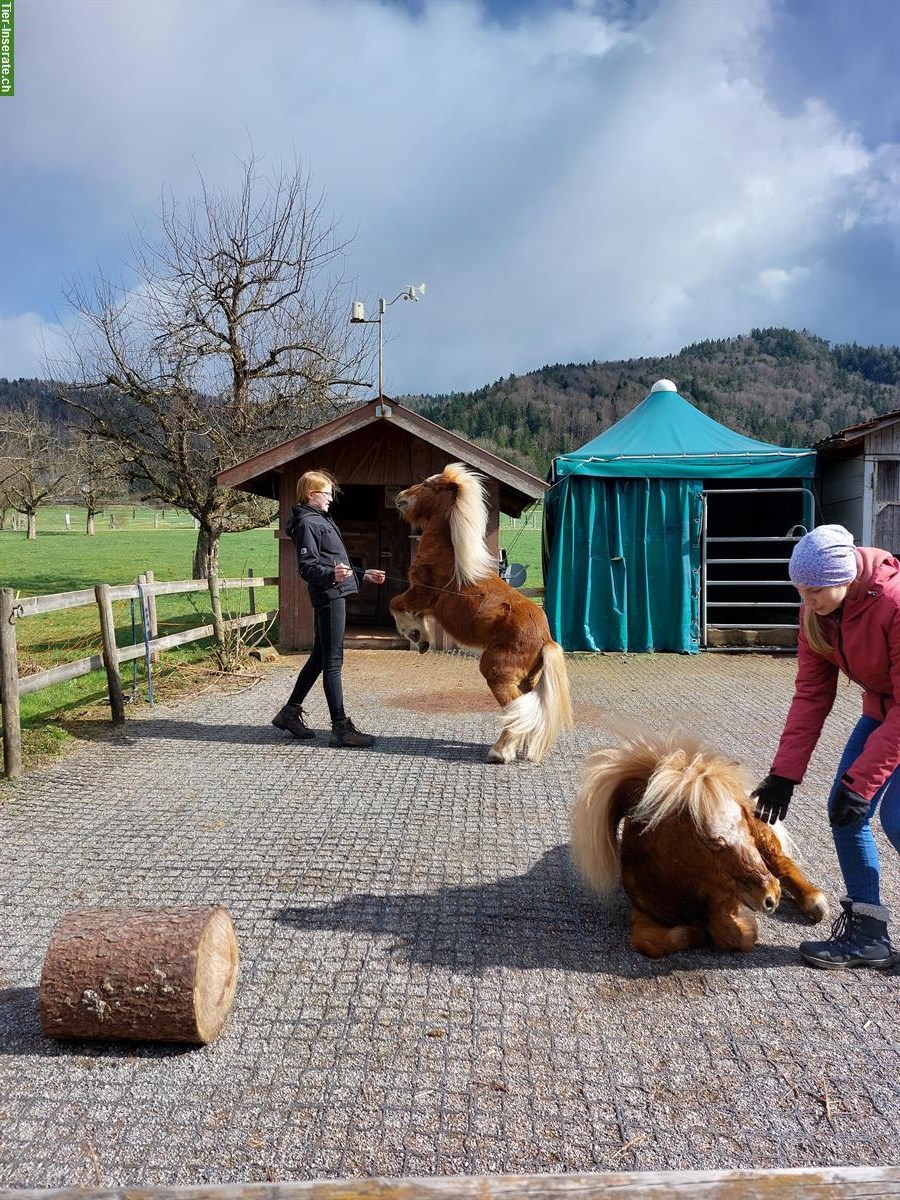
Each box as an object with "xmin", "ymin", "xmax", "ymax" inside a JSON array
[{"xmin": 272, "ymin": 470, "xmax": 385, "ymax": 747}]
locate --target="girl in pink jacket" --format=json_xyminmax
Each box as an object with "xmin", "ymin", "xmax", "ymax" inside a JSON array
[{"xmin": 752, "ymin": 524, "xmax": 899, "ymax": 970}]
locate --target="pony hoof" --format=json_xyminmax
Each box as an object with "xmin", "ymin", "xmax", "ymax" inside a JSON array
[
  {"xmin": 487, "ymin": 744, "xmax": 515, "ymax": 764},
  {"xmin": 803, "ymin": 892, "xmax": 829, "ymax": 924}
]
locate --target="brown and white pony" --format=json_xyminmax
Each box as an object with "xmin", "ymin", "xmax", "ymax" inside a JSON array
[
  {"xmin": 570, "ymin": 727, "xmax": 828, "ymax": 958},
  {"xmin": 391, "ymin": 462, "xmax": 573, "ymax": 763}
]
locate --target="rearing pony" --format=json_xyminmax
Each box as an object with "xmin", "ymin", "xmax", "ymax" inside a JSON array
[
  {"xmin": 390, "ymin": 463, "xmax": 573, "ymax": 763},
  {"xmin": 571, "ymin": 727, "xmax": 829, "ymax": 957}
]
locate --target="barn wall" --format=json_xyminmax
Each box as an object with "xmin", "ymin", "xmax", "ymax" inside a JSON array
[
  {"xmin": 866, "ymin": 423, "xmax": 900, "ymax": 554},
  {"xmin": 818, "ymin": 456, "xmax": 866, "ymax": 542}
]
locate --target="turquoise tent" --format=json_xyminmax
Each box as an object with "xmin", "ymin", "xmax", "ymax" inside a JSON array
[{"xmin": 545, "ymin": 381, "xmax": 816, "ymax": 653}]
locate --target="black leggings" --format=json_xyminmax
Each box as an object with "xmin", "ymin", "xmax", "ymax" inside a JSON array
[{"xmin": 287, "ymin": 597, "xmax": 346, "ymax": 722}]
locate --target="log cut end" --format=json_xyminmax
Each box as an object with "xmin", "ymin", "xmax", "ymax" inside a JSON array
[
  {"xmin": 194, "ymin": 906, "xmax": 240, "ymax": 1044},
  {"xmin": 40, "ymin": 905, "xmax": 240, "ymax": 1045}
]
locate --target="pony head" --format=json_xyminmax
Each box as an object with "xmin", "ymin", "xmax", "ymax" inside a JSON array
[{"xmin": 395, "ymin": 463, "xmax": 497, "ymax": 585}]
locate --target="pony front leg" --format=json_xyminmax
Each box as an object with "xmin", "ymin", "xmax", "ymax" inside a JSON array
[
  {"xmin": 630, "ymin": 909, "xmax": 708, "ymax": 958},
  {"xmin": 707, "ymin": 904, "xmax": 760, "ymax": 953},
  {"xmin": 390, "ymin": 588, "xmax": 433, "ymax": 653},
  {"xmin": 750, "ymin": 819, "xmax": 829, "ymax": 923}
]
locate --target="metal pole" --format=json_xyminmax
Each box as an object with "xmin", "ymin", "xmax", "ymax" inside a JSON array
[{"xmin": 378, "ymin": 299, "xmax": 385, "ymax": 398}]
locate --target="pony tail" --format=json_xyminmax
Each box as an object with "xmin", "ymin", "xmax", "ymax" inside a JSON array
[
  {"xmin": 500, "ymin": 641, "xmax": 573, "ymax": 763},
  {"xmin": 570, "ymin": 740, "xmax": 657, "ymax": 893}
]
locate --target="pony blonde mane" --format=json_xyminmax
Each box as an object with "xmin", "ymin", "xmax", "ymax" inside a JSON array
[
  {"xmin": 441, "ymin": 463, "xmax": 498, "ymax": 586},
  {"xmin": 571, "ymin": 727, "xmax": 753, "ymax": 894}
]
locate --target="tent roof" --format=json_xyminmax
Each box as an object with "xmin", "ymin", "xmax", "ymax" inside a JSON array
[{"xmin": 553, "ymin": 380, "xmax": 816, "ymax": 479}]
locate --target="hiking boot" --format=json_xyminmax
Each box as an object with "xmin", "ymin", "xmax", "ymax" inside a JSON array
[
  {"xmin": 329, "ymin": 717, "xmax": 375, "ymax": 748},
  {"xmin": 799, "ymin": 897, "xmax": 898, "ymax": 970},
  {"xmin": 271, "ymin": 705, "xmax": 316, "ymax": 739}
]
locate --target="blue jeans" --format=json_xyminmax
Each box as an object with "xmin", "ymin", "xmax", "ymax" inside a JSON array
[
  {"xmin": 287, "ymin": 597, "xmax": 346, "ymax": 723},
  {"xmin": 830, "ymin": 715, "xmax": 900, "ymax": 905}
]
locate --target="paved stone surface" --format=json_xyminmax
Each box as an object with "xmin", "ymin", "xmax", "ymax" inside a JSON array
[{"xmin": 0, "ymin": 649, "xmax": 897, "ymax": 1186}]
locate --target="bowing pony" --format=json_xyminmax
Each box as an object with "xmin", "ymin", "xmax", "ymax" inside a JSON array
[
  {"xmin": 570, "ymin": 727, "xmax": 828, "ymax": 958},
  {"xmin": 391, "ymin": 462, "xmax": 573, "ymax": 763}
]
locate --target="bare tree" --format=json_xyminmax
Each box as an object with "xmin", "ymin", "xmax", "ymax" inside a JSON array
[
  {"xmin": 58, "ymin": 155, "xmax": 372, "ymax": 576},
  {"xmin": 0, "ymin": 402, "xmax": 71, "ymax": 539},
  {"xmin": 66, "ymin": 430, "xmax": 129, "ymax": 534}
]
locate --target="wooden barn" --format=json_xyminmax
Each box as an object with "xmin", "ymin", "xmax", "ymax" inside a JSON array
[
  {"xmin": 816, "ymin": 408, "xmax": 900, "ymax": 554},
  {"xmin": 216, "ymin": 399, "xmax": 546, "ymax": 650}
]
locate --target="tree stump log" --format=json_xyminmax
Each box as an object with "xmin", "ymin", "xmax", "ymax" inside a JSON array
[{"xmin": 39, "ymin": 906, "xmax": 239, "ymax": 1044}]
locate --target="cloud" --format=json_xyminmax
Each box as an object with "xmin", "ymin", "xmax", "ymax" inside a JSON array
[
  {"xmin": 4, "ymin": 0, "xmax": 898, "ymax": 393},
  {"xmin": 0, "ymin": 313, "xmax": 69, "ymax": 381}
]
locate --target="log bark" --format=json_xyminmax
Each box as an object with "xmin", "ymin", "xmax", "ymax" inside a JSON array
[{"xmin": 39, "ymin": 906, "xmax": 239, "ymax": 1044}]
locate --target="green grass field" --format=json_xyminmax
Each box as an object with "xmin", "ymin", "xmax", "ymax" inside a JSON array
[{"xmin": 1, "ymin": 504, "xmax": 545, "ymax": 769}]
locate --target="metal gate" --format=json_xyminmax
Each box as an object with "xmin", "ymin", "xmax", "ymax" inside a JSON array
[{"xmin": 700, "ymin": 486, "xmax": 815, "ymax": 647}]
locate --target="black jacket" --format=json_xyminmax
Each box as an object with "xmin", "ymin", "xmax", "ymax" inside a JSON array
[{"xmin": 286, "ymin": 504, "xmax": 361, "ymax": 609}]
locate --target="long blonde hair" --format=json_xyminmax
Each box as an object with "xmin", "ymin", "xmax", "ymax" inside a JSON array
[
  {"xmin": 296, "ymin": 470, "xmax": 339, "ymax": 505},
  {"xmin": 802, "ymin": 606, "xmax": 834, "ymax": 657}
]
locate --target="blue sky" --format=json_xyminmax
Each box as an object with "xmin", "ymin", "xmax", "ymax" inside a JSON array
[{"xmin": 2, "ymin": 0, "xmax": 898, "ymax": 396}]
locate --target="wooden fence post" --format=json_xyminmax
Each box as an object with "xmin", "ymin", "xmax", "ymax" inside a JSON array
[
  {"xmin": 247, "ymin": 567, "xmax": 256, "ymax": 616},
  {"xmin": 0, "ymin": 587, "xmax": 23, "ymax": 779},
  {"xmin": 208, "ymin": 573, "xmax": 225, "ymax": 646},
  {"xmin": 95, "ymin": 583, "xmax": 126, "ymax": 725}
]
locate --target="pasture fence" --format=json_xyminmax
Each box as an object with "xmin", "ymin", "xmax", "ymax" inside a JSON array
[{"xmin": 0, "ymin": 572, "xmax": 277, "ymax": 779}]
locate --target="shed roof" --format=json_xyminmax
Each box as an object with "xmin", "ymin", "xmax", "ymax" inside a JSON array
[
  {"xmin": 216, "ymin": 398, "xmax": 547, "ymax": 513},
  {"xmin": 552, "ymin": 380, "xmax": 815, "ymax": 479},
  {"xmin": 815, "ymin": 407, "xmax": 900, "ymax": 455}
]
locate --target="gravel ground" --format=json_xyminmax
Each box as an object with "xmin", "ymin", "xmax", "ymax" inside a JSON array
[{"xmin": 0, "ymin": 648, "xmax": 897, "ymax": 1186}]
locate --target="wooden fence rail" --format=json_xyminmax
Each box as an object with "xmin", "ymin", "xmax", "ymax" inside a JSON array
[{"xmin": 0, "ymin": 574, "xmax": 277, "ymax": 780}]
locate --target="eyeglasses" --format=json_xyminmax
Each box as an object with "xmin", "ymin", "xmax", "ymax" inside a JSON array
[{"xmin": 312, "ymin": 490, "xmax": 333, "ymax": 498}]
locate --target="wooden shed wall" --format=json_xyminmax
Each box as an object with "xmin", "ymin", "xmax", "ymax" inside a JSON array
[{"xmin": 278, "ymin": 423, "xmax": 500, "ymax": 650}]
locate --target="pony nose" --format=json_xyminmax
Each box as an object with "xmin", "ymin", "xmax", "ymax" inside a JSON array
[{"xmin": 763, "ymin": 893, "xmax": 777, "ymax": 913}]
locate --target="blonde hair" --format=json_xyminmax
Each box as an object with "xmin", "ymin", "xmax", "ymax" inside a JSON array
[
  {"xmin": 802, "ymin": 606, "xmax": 833, "ymax": 657},
  {"xmin": 296, "ymin": 470, "xmax": 339, "ymax": 505}
]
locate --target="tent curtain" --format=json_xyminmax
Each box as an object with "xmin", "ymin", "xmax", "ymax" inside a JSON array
[{"xmin": 545, "ymin": 476, "xmax": 703, "ymax": 653}]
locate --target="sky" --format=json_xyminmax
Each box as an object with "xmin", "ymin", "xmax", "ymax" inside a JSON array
[{"xmin": 1, "ymin": 0, "xmax": 899, "ymax": 398}]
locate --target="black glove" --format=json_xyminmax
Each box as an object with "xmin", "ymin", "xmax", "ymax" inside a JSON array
[
  {"xmin": 751, "ymin": 773, "xmax": 795, "ymax": 824},
  {"xmin": 828, "ymin": 783, "xmax": 870, "ymax": 828}
]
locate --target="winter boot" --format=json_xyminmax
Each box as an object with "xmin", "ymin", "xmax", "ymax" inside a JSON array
[
  {"xmin": 799, "ymin": 897, "xmax": 898, "ymax": 970},
  {"xmin": 329, "ymin": 717, "xmax": 375, "ymax": 748},
  {"xmin": 271, "ymin": 705, "xmax": 316, "ymax": 739}
]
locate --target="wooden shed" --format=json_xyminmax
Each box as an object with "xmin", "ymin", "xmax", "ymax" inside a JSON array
[
  {"xmin": 216, "ymin": 399, "xmax": 547, "ymax": 650},
  {"xmin": 816, "ymin": 408, "xmax": 900, "ymax": 554}
]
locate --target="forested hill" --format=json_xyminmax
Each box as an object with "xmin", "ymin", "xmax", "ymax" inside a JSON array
[
  {"xmin": 402, "ymin": 328, "xmax": 900, "ymax": 477},
  {"xmin": 3, "ymin": 328, "xmax": 900, "ymax": 482}
]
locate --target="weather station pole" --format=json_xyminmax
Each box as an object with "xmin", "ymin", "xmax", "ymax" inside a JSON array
[{"xmin": 351, "ymin": 284, "xmax": 425, "ymax": 403}]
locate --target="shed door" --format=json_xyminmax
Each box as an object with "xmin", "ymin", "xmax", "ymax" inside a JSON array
[{"xmin": 342, "ymin": 524, "xmax": 380, "ymax": 624}]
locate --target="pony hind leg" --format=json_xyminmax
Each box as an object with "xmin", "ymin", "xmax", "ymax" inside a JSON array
[
  {"xmin": 481, "ymin": 670, "xmax": 526, "ymax": 764},
  {"xmin": 630, "ymin": 908, "xmax": 708, "ymax": 959},
  {"xmin": 750, "ymin": 819, "xmax": 829, "ymax": 924}
]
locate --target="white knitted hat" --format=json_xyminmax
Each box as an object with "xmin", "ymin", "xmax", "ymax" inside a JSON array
[{"xmin": 789, "ymin": 525, "xmax": 857, "ymax": 587}]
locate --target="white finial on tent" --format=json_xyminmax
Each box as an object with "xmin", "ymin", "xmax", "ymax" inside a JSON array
[{"xmin": 650, "ymin": 379, "xmax": 677, "ymax": 392}]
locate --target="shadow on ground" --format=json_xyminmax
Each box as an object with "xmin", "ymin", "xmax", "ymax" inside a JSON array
[
  {"xmin": 277, "ymin": 844, "xmax": 816, "ymax": 980},
  {"xmin": 0, "ymin": 987, "xmax": 200, "ymax": 1061},
  {"xmin": 62, "ymin": 718, "xmax": 486, "ymax": 761}
]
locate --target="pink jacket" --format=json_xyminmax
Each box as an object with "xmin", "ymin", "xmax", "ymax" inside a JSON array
[{"xmin": 771, "ymin": 547, "xmax": 900, "ymax": 801}]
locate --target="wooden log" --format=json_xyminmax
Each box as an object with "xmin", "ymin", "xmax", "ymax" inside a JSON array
[{"xmin": 39, "ymin": 906, "xmax": 239, "ymax": 1045}]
